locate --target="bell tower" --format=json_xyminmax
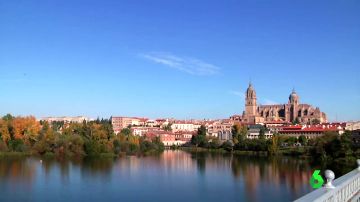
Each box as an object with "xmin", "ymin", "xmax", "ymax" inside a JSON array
[
  {"xmin": 245, "ymin": 82, "xmax": 257, "ymax": 116},
  {"xmin": 289, "ymin": 88, "xmax": 299, "ymax": 122}
]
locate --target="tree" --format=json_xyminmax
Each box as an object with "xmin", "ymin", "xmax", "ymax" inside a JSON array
[
  {"xmin": 309, "ymin": 131, "xmax": 352, "ymax": 162},
  {"xmin": 120, "ymin": 128, "xmax": 132, "ymax": 136},
  {"xmin": 51, "ymin": 121, "xmax": 64, "ymax": 132},
  {"xmin": 8, "ymin": 139, "xmax": 25, "ymax": 152},
  {"xmin": 191, "ymin": 134, "xmax": 204, "ymax": 147},
  {"xmin": 191, "ymin": 125, "xmax": 207, "ymax": 147},
  {"xmin": 0, "ymin": 119, "xmax": 11, "ymax": 143},
  {"xmin": 0, "ymin": 114, "xmax": 166, "ymax": 156},
  {"xmin": 232, "ymin": 123, "xmax": 247, "ymax": 144},
  {"xmin": 69, "ymin": 135, "xmax": 85, "ymax": 156},
  {"xmin": 208, "ymin": 137, "xmax": 221, "ymax": 149},
  {"xmin": 268, "ymin": 133, "xmax": 279, "ymax": 154},
  {"xmin": 221, "ymin": 141, "xmax": 233, "ymax": 152},
  {"xmin": 259, "ymin": 127, "xmax": 265, "ymax": 140},
  {"xmin": 197, "ymin": 125, "xmax": 207, "ymax": 136},
  {"xmin": 152, "ymin": 136, "xmax": 165, "ymax": 151},
  {"xmin": 34, "ymin": 121, "xmax": 56, "ymax": 154},
  {"xmin": 11, "ymin": 116, "xmax": 40, "ymax": 146},
  {"xmin": 2, "ymin": 114, "xmax": 14, "ymax": 122},
  {"xmin": 163, "ymin": 123, "xmax": 172, "ymax": 131},
  {"xmin": 298, "ymin": 135, "xmax": 307, "ymax": 145},
  {"xmin": 113, "ymin": 139, "xmax": 121, "ymax": 154}
]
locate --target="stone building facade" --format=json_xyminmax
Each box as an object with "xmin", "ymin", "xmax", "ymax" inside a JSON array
[{"xmin": 231, "ymin": 83, "xmax": 327, "ymax": 124}]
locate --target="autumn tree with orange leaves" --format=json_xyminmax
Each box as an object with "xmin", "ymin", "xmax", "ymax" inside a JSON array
[{"xmin": 0, "ymin": 114, "xmax": 164, "ymax": 156}]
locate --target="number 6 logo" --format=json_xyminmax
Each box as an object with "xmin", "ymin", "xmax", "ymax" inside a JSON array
[{"xmin": 310, "ymin": 170, "xmax": 324, "ymax": 189}]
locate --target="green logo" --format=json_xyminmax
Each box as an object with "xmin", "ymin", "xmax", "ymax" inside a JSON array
[{"xmin": 310, "ymin": 170, "xmax": 324, "ymax": 189}]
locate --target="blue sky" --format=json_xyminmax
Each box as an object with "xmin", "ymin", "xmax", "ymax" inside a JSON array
[{"xmin": 0, "ymin": 0, "xmax": 359, "ymax": 121}]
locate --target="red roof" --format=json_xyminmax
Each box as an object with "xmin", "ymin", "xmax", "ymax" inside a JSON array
[{"xmin": 278, "ymin": 124, "xmax": 344, "ymax": 133}]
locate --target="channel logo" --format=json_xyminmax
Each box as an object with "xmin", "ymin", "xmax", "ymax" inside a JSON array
[{"xmin": 310, "ymin": 170, "xmax": 324, "ymax": 189}]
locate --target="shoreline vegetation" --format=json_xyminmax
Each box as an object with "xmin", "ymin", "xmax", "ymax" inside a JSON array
[
  {"xmin": 182, "ymin": 124, "xmax": 360, "ymax": 174},
  {"xmin": 0, "ymin": 114, "xmax": 165, "ymax": 159},
  {"xmin": 0, "ymin": 114, "xmax": 359, "ymax": 171}
]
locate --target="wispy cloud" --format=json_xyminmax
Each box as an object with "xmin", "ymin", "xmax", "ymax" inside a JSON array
[
  {"xmin": 229, "ymin": 90, "xmax": 245, "ymax": 98},
  {"xmin": 141, "ymin": 52, "xmax": 220, "ymax": 76}
]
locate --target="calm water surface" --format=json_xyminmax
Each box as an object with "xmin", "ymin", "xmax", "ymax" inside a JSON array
[{"xmin": 0, "ymin": 151, "xmax": 314, "ymax": 202}]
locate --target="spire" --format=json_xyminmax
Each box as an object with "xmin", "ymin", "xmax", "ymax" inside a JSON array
[{"xmin": 292, "ymin": 87, "xmax": 296, "ymax": 94}]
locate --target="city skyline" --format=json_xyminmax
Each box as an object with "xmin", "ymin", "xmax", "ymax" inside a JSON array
[{"xmin": 1, "ymin": 1, "xmax": 359, "ymax": 121}]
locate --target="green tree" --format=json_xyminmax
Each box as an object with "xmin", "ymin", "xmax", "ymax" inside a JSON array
[
  {"xmin": 113, "ymin": 139, "xmax": 121, "ymax": 155},
  {"xmin": 259, "ymin": 127, "xmax": 265, "ymax": 140},
  {"xmin": 198, "ymin": 125, "xmax": 207, "ymax": 136},
  {"xmin": 285, "ymin": 137, "xmax": 297, "ymax": 145},
  {"xmin": 120, "ymin": 128, "xmax": 132, "ymax": 136},
  {"xmin": 232, "ymin": 123, "xmax": 247, "ymax": 144},
  {"xmin": 163, "ymin": 123, "xmax": 172, "ymax": 131},
  {"xmin": 268, "ymin": 133, "xmax": 279, "ymax": 154},
  {"xmin": 221, "ymin": 140, "xmax": 233, "ymax": 152},
  {"xmin": 309, "ymin": 131, "xmax": 353, "ymax": 162},
  {"xmin": 8, "ymin": 139, "xmax": 25, "ymax": 152},
  {"xmin": 2, "ymin": 114, "xmax": 14, "ymax": 122},
  {"xmin": 298, "ymin": 135, "xmax": 307, "ymax": 145},
  {"xmin": 208, "ymin": 137, "xmax": 221, "ymax": 149},
  {"xmin": 191, "ymin": 125, "xmax": 207, "ymax": 147}
]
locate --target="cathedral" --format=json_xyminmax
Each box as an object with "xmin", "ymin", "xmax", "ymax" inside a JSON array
[{"xmin": 231, "ymin": 83, "xmax": 327, "ymax": 124}]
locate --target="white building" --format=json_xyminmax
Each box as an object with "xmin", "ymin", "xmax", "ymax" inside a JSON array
[
  {"xmin": 247, "ymin": 128, "xmax": 273, "ymax": 139},
  {"xmin": 346, "ymin": 122, "xmax": 360, "ymax": 131},
  {"xmin": 171, "ymin": 121, "xmax": 201, "ymax": 132}
]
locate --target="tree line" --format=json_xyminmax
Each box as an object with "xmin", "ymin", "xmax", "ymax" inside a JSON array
[
  {"xmin": 190, "ymin": 123, "xmax": 360, "ymax": 163},
  {"xmin": 0, "ymin": 114, "xmax": 164, "ymax": 157}
]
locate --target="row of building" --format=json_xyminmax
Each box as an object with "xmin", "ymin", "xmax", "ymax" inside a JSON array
[
  {"xmin": 110, "ymin": 115, "xmax": 357, "ymax": 146},
  {"xmin": 110, "ymin": 116, "xmax": 233, "ymax": 146},
  {"xmin": 38, "ymin": 83, "xmax": 359, "ymax": 146},
  {"xmin": 39, "ymin": 114, "xmax": 359, "ymax": 146}
]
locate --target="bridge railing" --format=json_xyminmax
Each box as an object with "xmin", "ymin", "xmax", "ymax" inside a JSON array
[{"xmin": 294, "ymin": 159, "xmax": 360, "ymax": 202}]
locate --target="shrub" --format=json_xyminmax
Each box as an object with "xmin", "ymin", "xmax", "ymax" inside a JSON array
[
  {"xmin": 8, "ymin": 139, "xmax": 26, "ymax": 152},
  {"xmin": 221, "ymin": 141, "xmax": 233, "ymax": 152},
  {"xmin": 0, "ymin": 140, "xmax": 8, "ymax": 152}
]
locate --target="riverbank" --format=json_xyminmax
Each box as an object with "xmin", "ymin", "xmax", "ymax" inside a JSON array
[
  {"xmin": 0, "ymin": 152, "xmax": 32, "ymax": 158},
  {"xmin": 0, "ymin": 150, "xmax": 163, "ymax": 159},
  {"xmin": 177, "ymin": 146, "xmax": 311, "ymax": 157}
]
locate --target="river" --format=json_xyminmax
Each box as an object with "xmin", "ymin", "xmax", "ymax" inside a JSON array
[{"xmin": 0, "ymin": 150, "xmax": 314, "ymax": 202}]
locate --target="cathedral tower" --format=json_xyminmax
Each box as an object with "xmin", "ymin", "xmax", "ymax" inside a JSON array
[
  {"xmin": 289, "ymin": 89, "xmax": 299, "ymax": 122},
  {"xmin": 245, "ymin": 82, "xmax": 257, "ymax": 116}
]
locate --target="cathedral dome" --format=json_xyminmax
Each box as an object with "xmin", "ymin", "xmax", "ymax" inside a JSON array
[{"xmin": 289, "ymin": 89, "xmax": 299, "ymax": 103}]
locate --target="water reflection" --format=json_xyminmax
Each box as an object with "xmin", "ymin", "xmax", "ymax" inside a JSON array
[
  {"xmin": 230, "ymin": 156, "xmax": 312, "ymax": 200},
  {"xmin": 0, "ymin": 157, "xmax": 36, "ymax": 186},
  {"xmin": 0, "ymin": 151, "xmax": 322, "ymax": 202}
]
